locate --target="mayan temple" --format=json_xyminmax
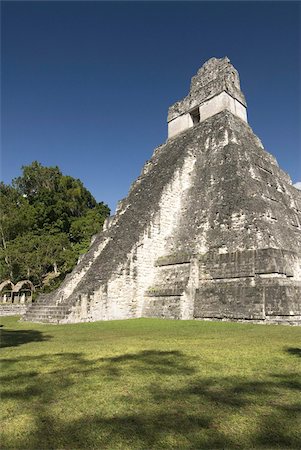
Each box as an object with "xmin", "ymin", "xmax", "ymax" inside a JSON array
[{"xmin": 24, "ymin": 57, "xmax": 301, "ymax": 324}]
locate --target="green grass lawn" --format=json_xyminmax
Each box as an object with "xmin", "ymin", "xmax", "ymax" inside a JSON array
[{"xmin": 1, "ymin": 316, "xmax": 300, "ymax": 449}]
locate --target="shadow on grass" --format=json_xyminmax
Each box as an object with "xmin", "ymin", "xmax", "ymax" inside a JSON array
[
  {"xmin": 1, "ymin": 349, "xmax": 300, "ymax": 449},
  {"xmin": 0, "ymin": 327, "xmax": 52, "ymax": 348},
  {"xmin": 285, "ymin": 347, "xmax": 301, "ymax": 358}
]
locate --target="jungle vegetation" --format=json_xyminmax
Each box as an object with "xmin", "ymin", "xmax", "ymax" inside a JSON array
[{"xmin": 0, "ymin": 161, "xmax": 110, "ymax": 293}]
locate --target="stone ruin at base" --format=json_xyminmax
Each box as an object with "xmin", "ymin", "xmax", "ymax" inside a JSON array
[
  {"xmin": 0, "ymin": 280, "xmax": 34, "ymax": 316},
  {"xmin": 24, "ymin": 57, "xmax": 301, "ymax": 324}
]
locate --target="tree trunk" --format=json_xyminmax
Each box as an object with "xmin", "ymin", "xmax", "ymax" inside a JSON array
[{"xmin": 0, "ymin": 223, "xmax": 12, "ymax": 279}]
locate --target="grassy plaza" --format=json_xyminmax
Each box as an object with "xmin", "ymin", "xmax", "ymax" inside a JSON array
[{"xmin": 1, "ymin": 316, "xmax": 300, "ymax": 449}]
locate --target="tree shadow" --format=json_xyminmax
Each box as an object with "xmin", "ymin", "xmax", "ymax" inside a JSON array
[
  {"xmin": 1, "ymin": 349, "xmax": 300, "ymax": 449},
  {"xmin": 0, "ymin": 327, "xmax": 52, "ymax": 348},
  {"xmin": 100, "ymin": 350, "xmax": 195, "ymax": 377},
  {"xmin": 285, "ymin": 347, "xmax": 301, "ymax": 358}
]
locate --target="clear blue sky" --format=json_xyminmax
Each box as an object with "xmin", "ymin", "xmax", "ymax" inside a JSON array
[{"xmin": 1, "ymin": 1, "xmax": 300, "ymax": 212}]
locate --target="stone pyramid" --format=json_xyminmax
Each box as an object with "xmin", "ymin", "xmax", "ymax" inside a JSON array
[{"xmin": 24, "ymin": 57, "xmax": 301, "ymax": 324}]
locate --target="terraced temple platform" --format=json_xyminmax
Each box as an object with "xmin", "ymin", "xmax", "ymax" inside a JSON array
[{"xmin": 24, "ymin": 57, "xmax": 301, "ymax": 324}]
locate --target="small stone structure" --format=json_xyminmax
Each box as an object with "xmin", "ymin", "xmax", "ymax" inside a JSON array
[
  {"xmin": 0, "ymin": 280, "xmax": 34, "ymax": 316},
  {"xmin": 168, "ymin": 57, "xmax": 247, "ymax": 138},
  {"xmin": 24, "ymin": 57, "xmax": 301, "ymax": 324}
]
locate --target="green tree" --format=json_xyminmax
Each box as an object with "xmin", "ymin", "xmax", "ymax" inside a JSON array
[
  {"xmin": 0, "ymin": 162, "xmax": 110, "ymax": 291},
  {"xmin": 0, "ymin": 183, "xmax": 36, "ymax": 278}
]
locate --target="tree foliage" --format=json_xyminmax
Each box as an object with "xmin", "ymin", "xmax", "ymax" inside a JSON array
[{"xmin": 0, "ymin": 162, "xmax": 110, "ymax": 290}]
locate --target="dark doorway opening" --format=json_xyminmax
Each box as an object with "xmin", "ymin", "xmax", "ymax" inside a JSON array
[{"xmin": 190, "ymin": 107, "xmax": 200, "ymax": 125}]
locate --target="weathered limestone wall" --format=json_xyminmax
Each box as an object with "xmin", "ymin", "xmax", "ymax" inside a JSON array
[
  {"xmin": 168, "ymin": 114, "xmax": 193, "ymax": 139},
  {"xmin": 198, "ymin": 92, "xmax": 247, "ymax": 124},
  {"xmin": 0, "ymin": 304, "xmax": 28, "ymax": 316},
  {"xmin": 195, "ymin": 248, "xmax": 301, "ymax": 320},
  {"xmin": 143, "ymin": 111, "xmax": 301, "ymax": 323},
  {"xmin": 65, "ymin": 153, "xmax": 196, "ymax": 322},
  {"xmin": 143, "ymin": 247, "xmax": 301, "ymax": 322},
  {"xmin": 168, "ymin": 92, "xmax": 247, "ymax": 138}
]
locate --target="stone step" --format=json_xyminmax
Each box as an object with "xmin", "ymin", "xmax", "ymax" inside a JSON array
[
  {"xmin": 23, "ymin": 303, "xmax": 71, "ymax": 322},
  {"xmin": 27, "ymin": 305, "xmax": 69, "ymax": 310},
  {"xmin": 23, "ymin": 295, "xmax": 76, "ymax": 322},
  {"xmin": 23, "ymin": 317, "xmax": 62, "ymax": 324},
  {"xmin": 26, "ymin": 306, "xmax": 69, "ymax": 311},
  {"xmin": 24, "ymin": 313, "xmax": 66, "ymax": 320},
  {"xmin": 0, "ymin": 304, "xmax": 28, "ymax": 316},
  {"xmin": 25, "ymin": 310, "xmax": 69, "ymax": 318},
  {"xmin": 24, "ymin": 313, "xmax": 67, "ymax": 320}
]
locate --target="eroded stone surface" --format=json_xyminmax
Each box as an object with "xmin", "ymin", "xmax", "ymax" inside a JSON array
[
  {"xmin": 23, "ymin": 57, "xmax": 301, "ymax": 325},
  {"xmin": 167, "ymin": 57, "xmax": 247, "ymax": 137}
]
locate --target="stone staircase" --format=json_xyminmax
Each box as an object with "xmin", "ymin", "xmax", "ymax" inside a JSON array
[
  {"xmin": 23, "ymin": 304, "xmax": 71, "ymax": 323},
  {"xmin": 23, "ymin": 294, "xmax": 73, "ymax": 323}
]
